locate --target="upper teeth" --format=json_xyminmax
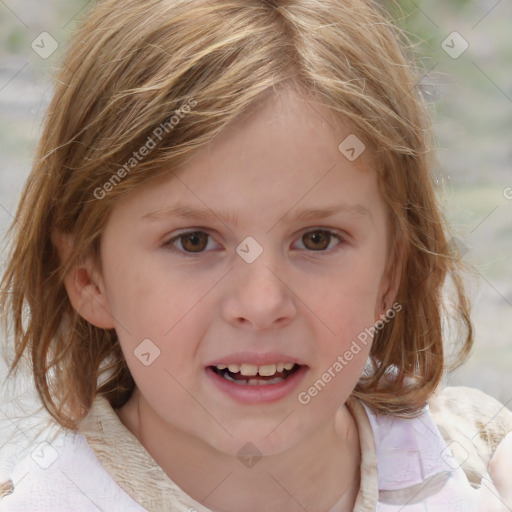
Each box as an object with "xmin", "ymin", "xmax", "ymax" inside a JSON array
[{"xmin": 215, "ymin": 363, "xmax": 295, "ymax": 376}]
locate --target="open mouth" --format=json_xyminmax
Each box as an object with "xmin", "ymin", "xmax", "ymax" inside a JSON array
[{"xmin": 209, "ymin": 363, "xmax": 302, "ymax": 386}]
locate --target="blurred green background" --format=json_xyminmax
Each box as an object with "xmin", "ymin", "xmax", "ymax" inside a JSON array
[{"xmin": 0, "ymin": 0, "xmax": 511, "ymax": 404}]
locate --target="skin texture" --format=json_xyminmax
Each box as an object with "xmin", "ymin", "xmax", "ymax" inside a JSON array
[
  {"xmin": 480, "ymin": 432, "xmax": 512, "ymax": 511},
  {"xmin": 61, "ymin": 88, "xmax": 402, "ymax": 511}
]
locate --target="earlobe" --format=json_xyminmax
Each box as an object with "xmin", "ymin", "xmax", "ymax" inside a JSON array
[{"xmin": 52, "ymin": 230, "xmax": 115, "ymax": 329}]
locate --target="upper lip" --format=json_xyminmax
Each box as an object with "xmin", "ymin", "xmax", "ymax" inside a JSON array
[{"xmin": 206, "ymin": 351, "xmax": 306, "ymax": 367}]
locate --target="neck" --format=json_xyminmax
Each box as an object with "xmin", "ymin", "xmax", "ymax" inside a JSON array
[{"xmin": 117, "ymin": 388, "xmax": 361, "ymax": 512}]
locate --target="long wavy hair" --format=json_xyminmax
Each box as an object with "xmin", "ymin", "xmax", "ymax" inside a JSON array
[{"xmin": 1, "ymin": 0, "xmax": 472, "ymax": 430}]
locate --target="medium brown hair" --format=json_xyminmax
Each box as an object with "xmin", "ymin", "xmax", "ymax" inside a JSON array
[{"xmin": 1, "ymin": 0, "xmax": 472, "ymax": 430}]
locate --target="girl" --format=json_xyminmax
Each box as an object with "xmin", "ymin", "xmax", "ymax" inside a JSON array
[{"xmin": 1, "ymin": 0, "xmax": 511, "ymax": 510}]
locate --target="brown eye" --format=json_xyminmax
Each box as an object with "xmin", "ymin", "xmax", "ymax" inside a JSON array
[
  {"xmin": 301, "ymin": 230, "xmax": 338, "ymax": 251},
  {"xmin": 178, "ymin": 231, "xmax": 209, "ymax": 252}
]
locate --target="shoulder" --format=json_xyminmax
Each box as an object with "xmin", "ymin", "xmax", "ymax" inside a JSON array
[
  {"xmin": 0, "ymin": 426, "xmax": 147, "ymax": 511},
  {"xmin": 429, "ymin": 385, "xmax": 512, "ymax": 441},
  {"xmin": 358, "ymin": 389, "xmax": 506, "ymax": 511},
  {"xmin": 428, "ymin": 385, "xmax": 512, "ymax": 485}
]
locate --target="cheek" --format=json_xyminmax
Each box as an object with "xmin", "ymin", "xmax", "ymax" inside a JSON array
[
  {"xmin": 294, "ymin": 257, "xmax": 383, "ymax": 404},
  {"xmin": 298, "ymin": 259, "xmax": 383, "ymax": 341},
  {"xmin": 117, "ymin": 310, "xmax": 209, "ymax": 419},
  {"xmin": 103, "ymin": 254, "xmax": 215, "ymax": 337},
  {"xmin": 101, "ymin": 259, "xmax": 216, "ymax": 400}
]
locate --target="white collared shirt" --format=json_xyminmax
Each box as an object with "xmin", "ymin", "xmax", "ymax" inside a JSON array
[{"xmin": 1, "ymin": 387, "xmax": 511, "ymax": 511}]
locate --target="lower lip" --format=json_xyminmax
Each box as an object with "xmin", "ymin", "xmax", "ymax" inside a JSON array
[{"xmin": 205, "ymin": 365, "xmax": 308, "ymax": 404}]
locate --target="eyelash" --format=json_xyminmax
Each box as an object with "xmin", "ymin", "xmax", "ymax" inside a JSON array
[{"xmin": 162, "ymin": 228, "xmax": 346, "ymax": 257}]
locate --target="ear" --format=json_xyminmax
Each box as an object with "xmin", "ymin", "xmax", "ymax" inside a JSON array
[
  {"xmin": 374, "ymin": 231, "xmax": 403, "ymax": 320},
  {"xmin": 52, "ymin": 230, "xmax": 115, "ymax": 329}
]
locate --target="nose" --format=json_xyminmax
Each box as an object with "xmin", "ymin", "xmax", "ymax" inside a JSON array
[{"xmin": 220, "ymin": 250, "xmax": 297, "ymax": 330}]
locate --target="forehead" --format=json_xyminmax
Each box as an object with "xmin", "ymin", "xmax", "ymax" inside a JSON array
[
  {"xmin": 111, "ymin": 87, "xmax": 386, "ymax": 229},
  {"xmin": 202, "ymin": 86, "xmax": 375, "ymax": 171}
]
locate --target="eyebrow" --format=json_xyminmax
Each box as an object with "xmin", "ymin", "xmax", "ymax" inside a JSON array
[{"xmin": 141, "ymin": 203, "xmax": 371, "ymax": 228}]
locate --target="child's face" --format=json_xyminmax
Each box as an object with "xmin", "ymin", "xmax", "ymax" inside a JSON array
[{"xmin": 91, "ymin": 88, "xmax": 398, "ymax": 455}]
